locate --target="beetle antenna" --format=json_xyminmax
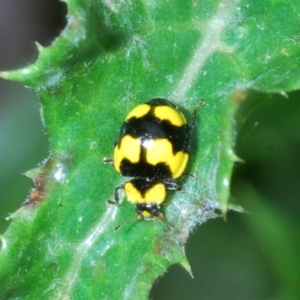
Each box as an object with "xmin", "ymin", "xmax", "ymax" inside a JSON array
[
  {"xmin": 115, "ymin": 217, "xmax": 139, "ymax": 231},
  {"xmin": 190, "ymin": 99, "xmax": 205, "ymax": 128},
  {"xmin": 115, "ymin": 213, "xmax": 169, "ymax": 231}
]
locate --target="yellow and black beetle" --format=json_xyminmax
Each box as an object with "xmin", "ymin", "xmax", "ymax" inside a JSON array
[{"xmin": 105, "ymin": 98, "xmax": 203, "ymax": 224}]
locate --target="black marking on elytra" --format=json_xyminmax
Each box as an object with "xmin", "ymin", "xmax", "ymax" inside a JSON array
[
  {"xmin": 129, "ymin": 179, "xmax": 160, "ymax": 198},
  {"xmin": 115, "ymin": 112, "xmax": 191, "ymax": 154},
  {"xmin": 120, "ymin": 158, "xmax": 172, "ymax": 179},
  {"xmin": 114, "ymin": 98, "xmax": 196, "ymax": 179}
]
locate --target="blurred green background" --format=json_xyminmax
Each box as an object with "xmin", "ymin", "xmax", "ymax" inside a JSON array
[{"xmin": 0, "ymin": 1, "xmax": 299, "ymax": 299}]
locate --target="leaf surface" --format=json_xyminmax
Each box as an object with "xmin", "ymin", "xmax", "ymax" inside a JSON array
[{"xmin": 1, "ymin": 0, "xmax": 299, "ymax": 298}]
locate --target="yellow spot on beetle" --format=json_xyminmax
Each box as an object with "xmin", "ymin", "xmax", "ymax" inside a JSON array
[
  {"xmin": 145, "ymin": 139, "xmax": 189, "ymax": 179},
  {"xmin": 154, "ymin": 105, "xmax": 187, "ymax": 126},
  {"xmin": 141, "ymin": 211, "xmax": 152, "ymax": 218},
  {"xmin": 171, "ymin": 152, "xmax": 189, "ymax": 179},
  {"xmin": 114, "ymin": 135, "xmax": 140, "ymax": 173},
  {"xmin": 125, "ymin": 104, "xmax": 150, "ymax": 121},
  {"xmin": 125, "ymin": 182, "xmax": 166, "ymax": 204}
]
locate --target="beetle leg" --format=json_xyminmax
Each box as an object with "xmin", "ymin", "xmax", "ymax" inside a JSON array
[
  {"xmin": 102, "ymin": 157, "xmax": 114, "ymax": 164},
  {"xmin": 106, "ymin": 183, "xmax": 124, "ymax": 205},
  {"xmin": 163, "ymin": 178, "xmax": 181, "ymax": 191},
  {"xmin": 189, "ymin": 99, "xmax": 205, "ymax": 130},
  {"xmin": 181, "ymin": 172, "xmax": 197, "ymax": 179}
]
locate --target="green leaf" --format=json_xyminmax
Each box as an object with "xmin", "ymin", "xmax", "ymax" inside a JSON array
[{"xmin": 1, "ymin": 0, "xmax": 299, "ymax": 298}]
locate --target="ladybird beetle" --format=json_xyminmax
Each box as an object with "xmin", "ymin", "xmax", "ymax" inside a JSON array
[{"xmin": 105, "ymin": 98, "xmax": 204, "ymax": 225}]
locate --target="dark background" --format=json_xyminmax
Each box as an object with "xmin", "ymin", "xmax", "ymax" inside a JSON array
[{"xmin": 1, "ymin": 1, "xmax": 299, "ymax": 299}]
